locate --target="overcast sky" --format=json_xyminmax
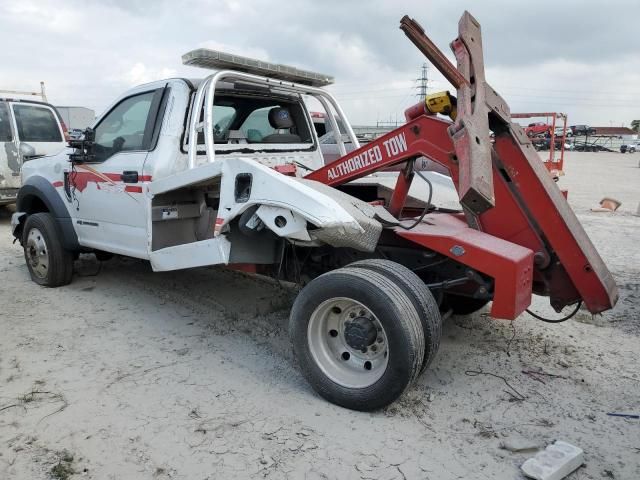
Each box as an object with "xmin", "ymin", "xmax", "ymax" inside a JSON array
[{"xmin": 1, "ymin": 0, "xmax": 638, "ymax": 127}]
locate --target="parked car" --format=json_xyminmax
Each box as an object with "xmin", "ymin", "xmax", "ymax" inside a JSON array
[
  {"xmin": 570, "ymin": 125, "xmax": 596, "ymax": 136},
  {"xmin": 553, "ymin": 126, "xmax": 572, "ymax": 137},
  {"xmin": 534, "ymin": 137, "xmax": 573, "ymax": 151},
  {"xmin": 68, "ymin": 128, "xmax": 85, "ymax": 140},
  {"xmin": 620, "ymin": 142, "xmax": 638, "ymax": 153},
  {"xmin": 525, "ymin": 122, "xmax": 551, "ymax": 137},
  {"xmin": 0, "ymin": 98, "xmax": 67, "ymax": 206}
]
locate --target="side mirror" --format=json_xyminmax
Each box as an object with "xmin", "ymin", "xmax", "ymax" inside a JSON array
[
  {"xmin": 19, "ymin": 142, "xmax": 37, "ymax": 161},
  {"xmin": 68, "ymin": 127, "xmax": 95, "ymax": 163},
  {"xmin": 84, "ymin": 127, "xmax": 95, "ymax": 142}
]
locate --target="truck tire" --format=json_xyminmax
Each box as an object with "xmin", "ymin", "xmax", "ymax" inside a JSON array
[
  {"xmin": 289, "ymin": 267, "xmax": 424, "ymax": 411},
  {"xmin": 348, "ymin": 259, "xmax": 442, "ymax": 374},
  {"xmin": 444, "ymin": 293, "xmax": 489, "ymax": 316},
  {"xmin": 22, "ymin": 213, "xmax": 73, "ymax": 287}
]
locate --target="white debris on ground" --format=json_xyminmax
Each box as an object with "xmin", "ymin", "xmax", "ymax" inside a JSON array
[
  {"xmin": 521, "ymin": 441, "xmax": 584, "ymax": 480},
  {"xmin": 0, "ymin": 152, "xmax": 638, "ymax": 479}
]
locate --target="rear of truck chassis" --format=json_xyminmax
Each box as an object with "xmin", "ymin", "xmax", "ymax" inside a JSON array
[{"xmin": 278, "ymin": 12, "xmax": 616, "ymax": 409}]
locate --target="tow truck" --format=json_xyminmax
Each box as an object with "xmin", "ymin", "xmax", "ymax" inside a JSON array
[{"xmin": 11, "ymin": 12, "xmax": 617, "ymax": 411}]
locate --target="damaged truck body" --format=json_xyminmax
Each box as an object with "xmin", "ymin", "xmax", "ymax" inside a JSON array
[{"xmin": 11, "ymin": 12, "xmax": 617, "ymax": 410}]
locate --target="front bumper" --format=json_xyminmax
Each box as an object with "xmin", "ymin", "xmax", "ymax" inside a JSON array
[{"xmin": 0, "ymin": 188, "xmax": 18, "ymax": 206}]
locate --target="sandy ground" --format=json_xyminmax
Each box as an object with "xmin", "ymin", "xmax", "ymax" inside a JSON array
[{"xmin": 0, "ymin": 152, "xmax": 638, "ymax": 480}]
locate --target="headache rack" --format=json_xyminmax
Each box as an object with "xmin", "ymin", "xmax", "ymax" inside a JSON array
[{"xmin": 182, "ymin": 49, "xmax": 357, "ymax": 168}]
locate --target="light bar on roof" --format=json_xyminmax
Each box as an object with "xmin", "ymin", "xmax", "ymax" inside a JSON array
[{"xmin": 182, "ymin": 48, "xmax": 334, "ymax": 87}]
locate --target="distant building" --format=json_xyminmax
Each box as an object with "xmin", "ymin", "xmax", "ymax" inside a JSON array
[
  {"xmin": 592, "ymin": 126, "xmax": 638, "ymax": 141},
  {"xmin": 55, "ymin": 106, "xmax": 95, "ymax": 130}
]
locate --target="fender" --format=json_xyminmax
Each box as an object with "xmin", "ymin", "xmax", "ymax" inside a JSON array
[{"xmin": 14, "ymin": 175, "xmax": 80, "ymax": 251}]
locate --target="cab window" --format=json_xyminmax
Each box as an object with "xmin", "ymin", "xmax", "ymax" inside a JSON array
[
  {"xmin": 212, "ymin": 105, "xmax": 236, "ymax": 141},
  {"xmin": 240, "ymin": 106, "xmax": 276, "ymax": 140},
  {"xmin": 0, "ymin": 103, "xmax": 12, "ymax": 142},
  {"xmin": 93, "ymin": 91, "xmax": 155, "ymax": 161},
  {"xmin": 12, "ymin": 104, "xmax": 62, "ymax": 142},
  {"xmin": 186, "ymin": 94, "xmax": 313, "ymax": 150}
]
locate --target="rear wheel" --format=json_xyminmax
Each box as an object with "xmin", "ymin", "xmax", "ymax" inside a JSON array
[
  {"xmin": 22, "ymin": 213, "xmax": 73, "ymax": 287},
  {"xmin": 348, "ymin": 259, "xmax": 442, "ymax": 374},
  {"xmin": 289, "ymin": 267, "xmax": 424, "ymax": 411}
]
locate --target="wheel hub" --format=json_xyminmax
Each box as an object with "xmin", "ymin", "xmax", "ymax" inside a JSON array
[
  {"xmin": 344, "ymin": 316, "xmax": 377, "ymax": 351},
  {"xmin": 307, "ymin": 297, "xmax": 389, "ymax": 389},
  {"xmin": 25, "ymin": 227, "xmax": 49, "ymax": 279}
]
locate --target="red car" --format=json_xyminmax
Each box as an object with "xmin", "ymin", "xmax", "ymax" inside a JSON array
[{"xmin": 524, "ymin": 122, "xmax": 551, "ymax": 138}]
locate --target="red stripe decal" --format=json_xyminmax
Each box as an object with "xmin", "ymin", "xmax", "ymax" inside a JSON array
[
  {"xmin": 68, "ymin": 168, "xmax": 153, "ymax": 192},
  {"xmin": 125, "ymin": 186, "xmax": 143, "ymax": 193},
  {"xmin": 52, "ymin": 181, "xmax": 63, "ymax": 188}
]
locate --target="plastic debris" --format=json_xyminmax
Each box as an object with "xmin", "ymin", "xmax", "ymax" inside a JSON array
[
  {"xmin": 591, "ymin": 197, "xmax": 622, "ymax": 212},
  {"xmin": 521, "ymin": 440, "xmax": 584, "ymax": 480},
  {"xmin": 606, "ymin": 412, "xmax": 639, "ymax": 419}
]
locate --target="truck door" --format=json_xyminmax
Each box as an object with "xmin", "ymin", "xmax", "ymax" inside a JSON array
[
  {"xmin": 68, "ymin": 87, "xmax": 167, "ymax": 259},
  {"xmin": 0, "ymin": 101, "xmax": 19, "ymax": 204}
]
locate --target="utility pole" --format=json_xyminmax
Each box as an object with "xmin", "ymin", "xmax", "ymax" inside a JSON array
[{"xmin": 416, "ymin": 63, "xmax": 428, "ymax": 100}]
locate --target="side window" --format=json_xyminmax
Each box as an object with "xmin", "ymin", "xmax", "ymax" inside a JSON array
[
  {"xmin": 0, "ymin": 103, "xmax": 12, "ymax": 142},
  {"xmin": 94, "ymin": 91, "xmax": 155, "ymax": 161},
  {"xmin": 240, "ymin": 106, "xmax": 277, "ymax": 140},
  {"xmin": 12, "ymin": 104, "xmax": 62, "ymax": 142}
]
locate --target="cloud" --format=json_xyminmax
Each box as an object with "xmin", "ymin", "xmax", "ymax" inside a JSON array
[
  {"xmin": 117, "ymin": 63, "xmax": 178, "ymax": 87},
  {"xmin": 0, "ymin": 0, "xmax": 638, "ymax": 127}
]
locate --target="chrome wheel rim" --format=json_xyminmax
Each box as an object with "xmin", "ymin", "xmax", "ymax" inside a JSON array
[
  {"xmin": 308, "ymin": 297, "xmax": 389, "ymax": 388},
  {"xmin": 26, "ymin": 227, "xmax": 49, "ymax": 279}
]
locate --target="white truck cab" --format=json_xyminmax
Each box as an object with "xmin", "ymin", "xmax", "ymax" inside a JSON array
[
  {"xmin": 13, "ymin": 50, "xmax": 378, "ymax": 269},
  {"xmin": 0, "ymin": 98, "xmax": 66, "ymax": 205}
]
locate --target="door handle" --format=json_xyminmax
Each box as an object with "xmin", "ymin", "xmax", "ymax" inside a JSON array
[{"xmin": 121, "ymin": 171, "xmax": 139, "ymax": 183}]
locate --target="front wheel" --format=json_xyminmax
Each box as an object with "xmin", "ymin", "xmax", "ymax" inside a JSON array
[
  {"xmin": 289, "ymin": 267, "xmax": 424, "ymax": 411},
  {"xmin": 22, "ymin": 213, "xmax": 74, "ymax": 287}
]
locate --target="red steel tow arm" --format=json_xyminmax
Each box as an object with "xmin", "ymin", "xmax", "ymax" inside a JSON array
[{"xmin": 305, "ymin": 12, "xmax": 617, "ymax": 320}]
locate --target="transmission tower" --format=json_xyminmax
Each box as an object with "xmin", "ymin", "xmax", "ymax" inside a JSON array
[{"xmin": 416, "ymin": 63, "xmax": 428, "ymax": 100}]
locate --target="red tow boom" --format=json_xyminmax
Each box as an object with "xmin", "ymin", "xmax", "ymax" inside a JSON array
[{"xmin": 305, "ymin": 12, "xmax": 617, "ymax": 320}]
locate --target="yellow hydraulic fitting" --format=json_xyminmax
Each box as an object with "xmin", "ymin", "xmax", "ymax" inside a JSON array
[{"xmin": 425, "ymin": 91, "xmax": 457, "ymax": 121}]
